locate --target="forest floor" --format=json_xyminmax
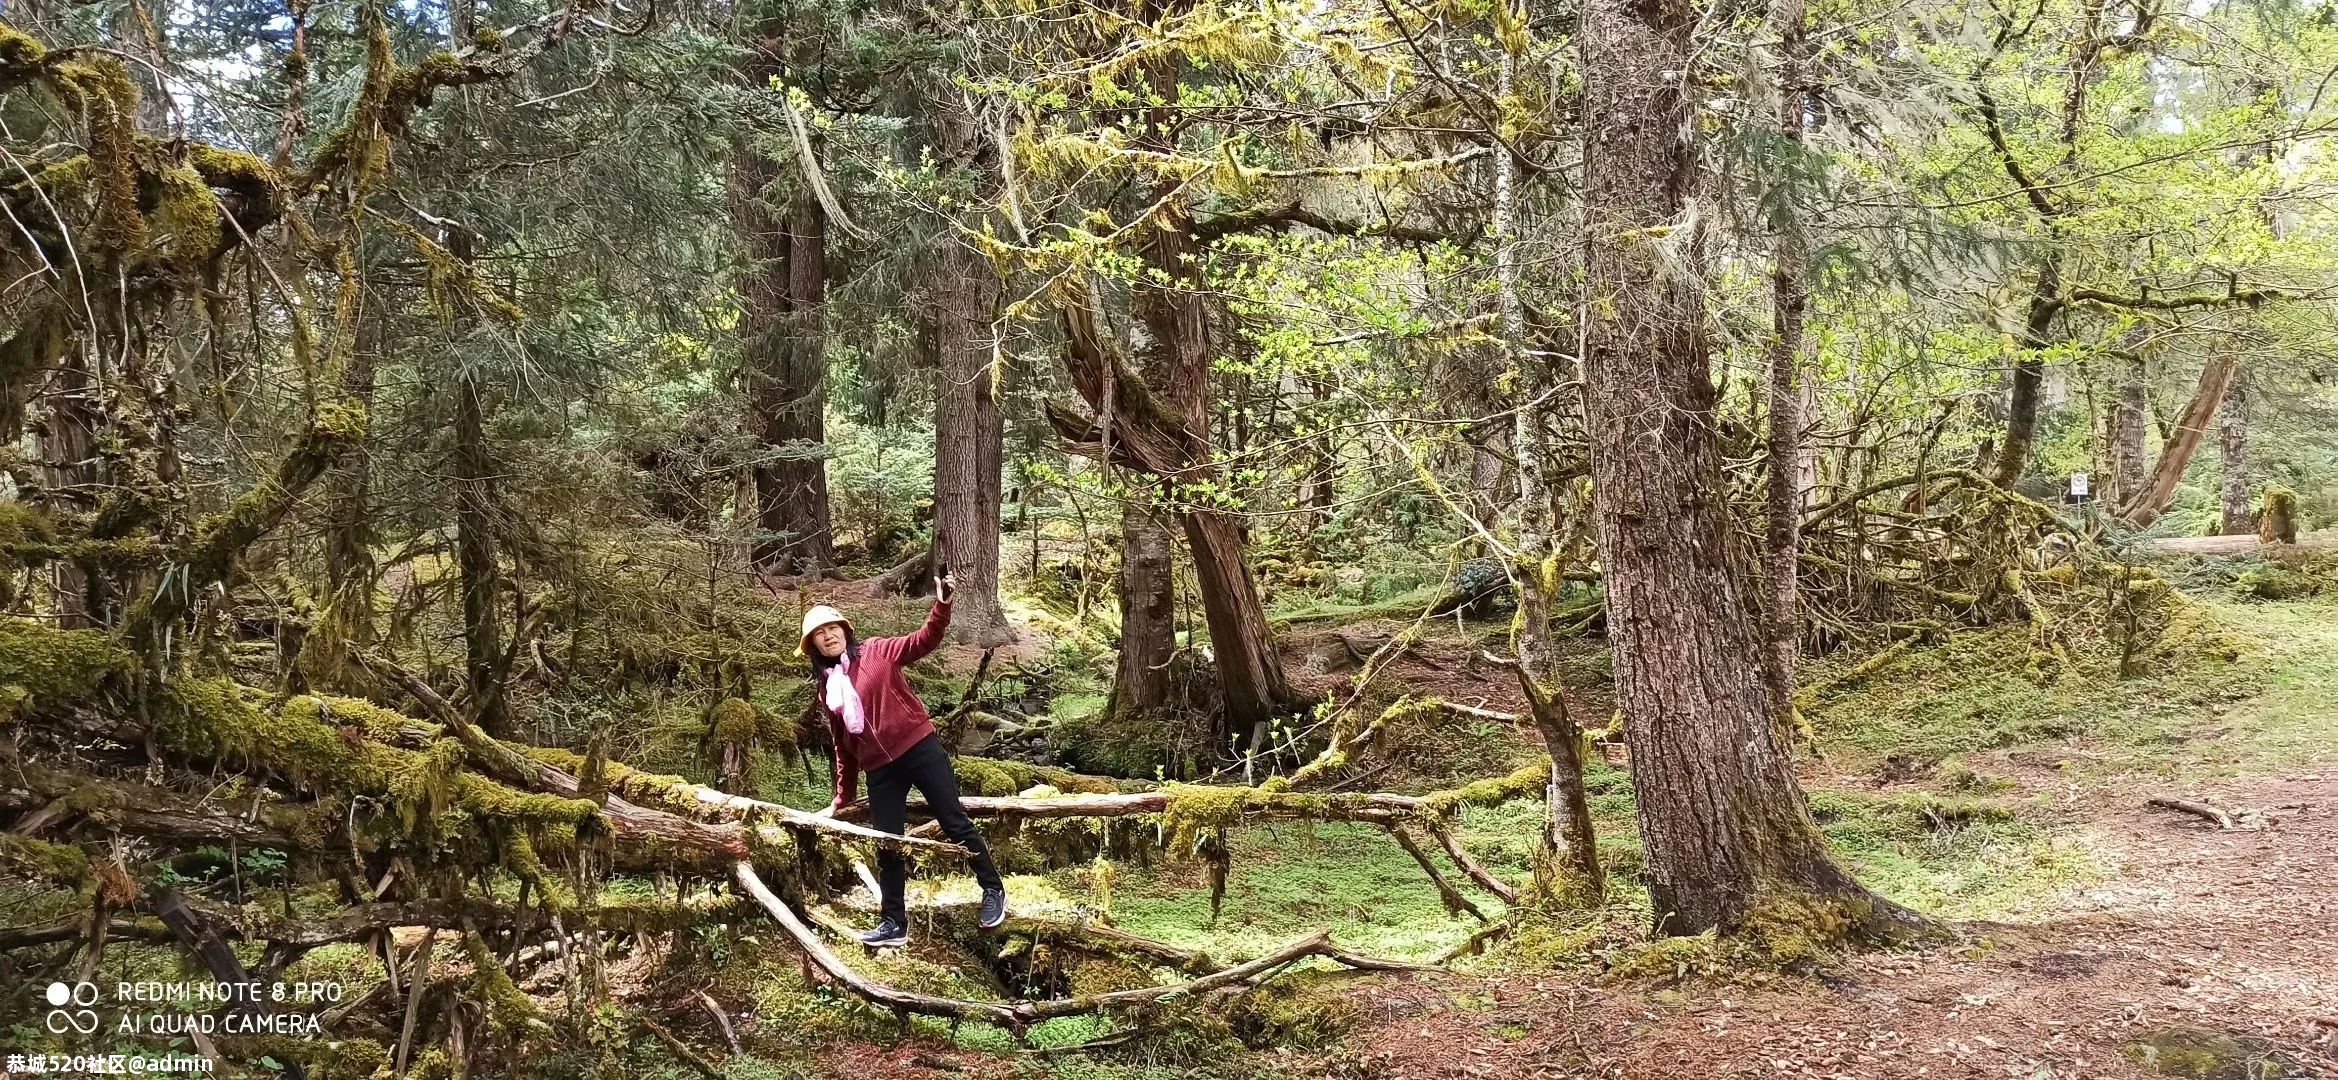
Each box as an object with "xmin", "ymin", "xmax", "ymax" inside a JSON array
[{"xmin": 790, "ymin": 593, "xmax": 2338, "ymax": 1080}]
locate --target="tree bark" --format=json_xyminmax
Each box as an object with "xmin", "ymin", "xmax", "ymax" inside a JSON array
[
  {"xmin": 730, "ymin": 62, "xmax": 837, "ymax": 575},
  {"xmin": 2110, "ymin": 351, "xmax": 2149, "ymax": 507},
  {"xmin": 928, "ymin": 225, "xmax": 1011, "ymax": 645},
  {"xmin": 39, "ymin": 350, "xmax": 101, "ymax": 628},
  {"xmin": 1113, "ymin": 497, "xmax": 1175, "ymax": 718},
  {"xmin": 1577, "ymin": 0, "xmax": 1893, "ymax": 936},
  {"xmin": 1117, "ymin": 13, "xmax": 1297, "ymax": 738},
  {"xmin": 1990, "ymin": 277, "xmax": 2060, "ymax": 487},
  {"xmin": 2118, "ymin": 352, "xmax": 2238, "ymax": 526},
  {"xmin": 1300, "ymin": 372, "xmax": 1336, "ymax": 539},
  {"xmin": 452, "ymin": 373, "xmax": 508, "ymax": 737},
  {"xmin": 2218, "ymin": 363, "xmax": 2252, "ymax": 535},
  {"xmin": 324, "ymin": 309, "xmax": 382, "ymax": 645},
  {"xmin": 1761, "ymin": 0, "xmax": 1810, "ymax": 733}
]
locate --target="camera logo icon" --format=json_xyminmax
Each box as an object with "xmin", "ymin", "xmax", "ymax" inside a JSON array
[{"xmin": 44, "ymin": 981, "xmax": 100, "ymax": 1034}]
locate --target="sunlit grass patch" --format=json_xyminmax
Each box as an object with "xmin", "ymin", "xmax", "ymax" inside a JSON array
[
  {"xmin": 1806, "ymin": 788, "xmax": 2108, "ymax": 920},
  {"xmin": 1074, "ymin": 820, "xmax": 1497, "ymax": 961}
]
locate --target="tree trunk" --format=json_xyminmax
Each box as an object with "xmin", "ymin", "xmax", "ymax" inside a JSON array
[
  {"xmin": 927, "ymin": 98, "xmax": 1012, "ymax": 645},
  {"xmin": 1761, "ymin": 0, "xmax": 1809, "ymax": 733},
  {"xmin": 1113, "ymin": 498, "xmax": 1175, "ymax": 719},
  {"xmin": 40, "ymin": 350, "xmax": 101, "ymax": 628},
  {"xmin": 1180, "ymin": 511, "xmax": 1292, "ymax": 731},
  {"xmin": 453, "ymin": 373, "xmax": 508, "ymax": 737},
  {"xmin": 2218, "ymin": 364, "xmax": 2252, "ymax": 535},
  {"xmin": 2110, "ymin": 351, "xmax": 2148, "ymax": 506},
  {"xmin": 1124, "ymin": 16, "xmax": 1296, "ymax": 739},
  {"xmin": 1990, "ymin": 271, "xmax": 2060, "ymax": 487},
  {"xmin": 2118, "ymin": 353, "xmax": 2238, "ymax": 526},
  {"xmin": 1300, "ymin": 372, "xmax": 1335, "ymax": 539},
  {"xmin": 324, "ymin": 312, "xmax": 381, "ymax": 636},
  {"xmin": 929, "ymin": 244, "xmax": 1011, "ymax": 644},
  {"xmin": 731, "ymin": 88, "xmax": 836, "ymax": 575},
  {"xmin": 1578, "ymin": 0, "xmax": 1893, "ymax": 936}
]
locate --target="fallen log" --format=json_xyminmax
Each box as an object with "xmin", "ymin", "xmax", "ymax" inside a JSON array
[
  {"xmin": 2134, "ymin": 530, "xmax": 2336, "ymax": 557},
  {"xmin": 367, "ymin": 653, "xmax": 963, "ymax": 857},
  {"xmin": 732, "ymin": 860, "xmax": 1430, "ymax": 1031}
]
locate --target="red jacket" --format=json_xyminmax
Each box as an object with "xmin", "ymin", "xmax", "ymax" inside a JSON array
[{"xmin": 821, "ymin": 599, "xmax": 951, "ymax": 807}]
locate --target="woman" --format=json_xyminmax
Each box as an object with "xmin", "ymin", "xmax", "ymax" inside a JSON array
[{"xmin": 803, "ymin": 571, "xmax": 1007, "ymax": 946}]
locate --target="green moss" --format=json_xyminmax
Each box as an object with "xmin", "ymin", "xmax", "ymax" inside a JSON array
[
  {"xmin": 1804, "ymin": 786, "xmax": 2101, "ymax": 920},
  {"xmin": 1160, "ymin": 783, "xmax": 1255, "ymax": 853},
  {"xmin": 954, "ymin": 756, "xmax": 1019, "ymax": 797},
  {"xmin": 2124, "ymin": 1025, "xmax": 2289, "ymax": 1078},
  {"xmin": 0, "ymin": 619, "xmax": 129, "ymax": 720},
  {"xmin": 462, "ymin": 932, "xmax": 550, "ymax": 1043},
  {"xmin": 0, "ymin": 500, "xmax": 57, "ymax": 553},
  {"xmin": 151, "ymin": 682, "xmax": 595, "ymax": 841},
  {"xmin": 47, "ymin": 55, "xmax": 146, "ymax": 254},
  {"xmin": 1936, "ymin": 760, "xmax": 2015, "ymax": 794},
  {"xmin": 1733, "ymin": 891, "xmax": 1874, "ymax": 967},
  {"xmin": 957, "ymin": 755, "xmax": 1125, "ymax": 795},
  {"xmin": 1218, "ymin": 974, "xmax": 1357, "ymax": 1050},
  {"xmin": 709, "ymin": 697, "xmax": 759, "ymax": 744},
  {"xmin": 1418, "ymin": 759, "xmax": 1550, "ymax": 819},
  {"xmin": 0, "ymin": 833, "xmax": 91, "ymax": 887},
  {"xmin": 1603, "ymin": 932, "xmax": 1723, "ymax": 981},
  {"xmin": 523, "ymin": 747, "xmax": 706, "ymax": 816},
  {"xmin": 152, "ymin": 163, "xmax": 222, "ymax": 270},
  {"xmin": 2232, "ymin": 565, "xmax": 2322, "ymax": 601},
  {"xmin": 1497, "ymin": 913, "xmax": 1603, "ymax": 970},
  {"xmin": 1804, "ymin": 616, "xmax": 2251, "ymax": 770},
  {"xmin": 0, "ymin": 23, "xmax": 49, "ymax": 79},
  {"xmin": 186, "ymin": 143, "xmax": 275, "ymax": 189}
]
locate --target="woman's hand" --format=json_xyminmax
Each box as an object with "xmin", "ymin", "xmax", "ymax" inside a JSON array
[
  {"xmin": 817, "ymin": 797, "xmax": 860, "ymax": 819},
  {"xmin": 935, "ymin": 570, "xmax": 957, "ymax": 604}
]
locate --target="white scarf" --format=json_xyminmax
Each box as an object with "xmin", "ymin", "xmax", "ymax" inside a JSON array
[{"xmin": 824, "ymin": 655, "xmax": 866, "ymax": 735}]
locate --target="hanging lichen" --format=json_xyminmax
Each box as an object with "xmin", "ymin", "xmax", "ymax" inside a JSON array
[
  {"xmin": 1160, "ymin": 783, "xmax": 1254, "ymax": 854},
  {"xmin": 46, "ymin": 53, "xmax": 148, "ymax": 255}
]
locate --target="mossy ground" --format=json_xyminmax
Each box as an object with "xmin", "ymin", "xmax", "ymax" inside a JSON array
[
  {"xmin": 9, "ymin": 569, "xmax": 2327, "ymax": 1080},
  {"xmin": 1804, "ymin": 594, "xmax": 2337, "ymax": 780}
]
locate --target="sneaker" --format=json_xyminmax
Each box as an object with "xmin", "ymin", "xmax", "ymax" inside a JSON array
[
  {"xmin": 857, "ymin": 917, "xmax": 908, "ymax": 948},
  {"xmin": 978, "ymin": 886, "xmax": 1008, "ymax": 930}
]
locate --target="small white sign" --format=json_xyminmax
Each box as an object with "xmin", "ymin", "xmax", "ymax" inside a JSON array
[{"xmin": 2069, "ymin": 472, "xmax": 2091, "ymax": 497}]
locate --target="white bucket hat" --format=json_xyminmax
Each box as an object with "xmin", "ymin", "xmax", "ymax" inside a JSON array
[{"xmin": 799, "ymin": 605, "xmax": 852, "ymax": 657}]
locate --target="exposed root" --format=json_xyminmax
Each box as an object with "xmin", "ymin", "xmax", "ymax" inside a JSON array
[{"xmin": 2146, "ymin": 796, "xmax": 2240, "ymax": 830}]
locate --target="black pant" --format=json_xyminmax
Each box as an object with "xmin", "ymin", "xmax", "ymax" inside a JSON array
[{"xmin": 867, "ymin": 733, "xmax": 1002, "ymax": 924}]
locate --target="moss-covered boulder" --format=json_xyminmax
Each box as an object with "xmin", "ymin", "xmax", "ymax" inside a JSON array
[{"xmin": 2124, "ymin": 1025, "xmax": 2291, "ymax": 1079}]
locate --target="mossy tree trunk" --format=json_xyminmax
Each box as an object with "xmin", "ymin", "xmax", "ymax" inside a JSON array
[
  {"xmin": 324, "ymin": 296, "xmax": 385, "ymax": 658},
  {"xmin": 1578, "ymin": 0, "xmax": 1896, "ymax": 936},
  {"xmin": 1298, "ymin": 371, "xmax": 1335, "ymax": 542},
  {"xmin": 39, "ymin": 348, "xmax": 102, "ymax": 628},
  {"xmin": 453, "ymin": 373, "xmax": 510, "ymax": 737},
  {"xmin": 2110, "ymin": 350, "xmax": 2149, "ymax": 507},
  {"xmin": 1123, "ymin": 7, "xmax": 1296, "ymax": 743},
  {"xmin": 2218, "ymin": 363, "xmax": 2252, "ymax": 535},
  {"xmin": 2117, "ymin": 352, "xmax": 2238, "ymax": 526}
]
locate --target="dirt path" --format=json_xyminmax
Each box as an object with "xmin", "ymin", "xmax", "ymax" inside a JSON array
[{"xmin": 1333, "ymin": 772, "xmax": 2337, "ymax": 1079}]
